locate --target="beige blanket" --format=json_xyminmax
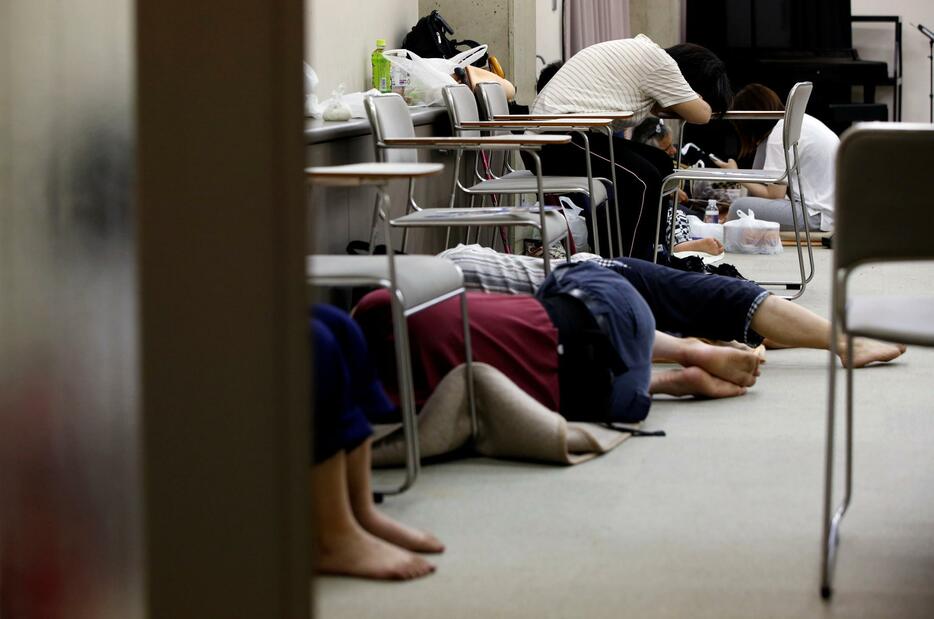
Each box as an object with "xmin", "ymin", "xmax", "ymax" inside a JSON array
[{"xmin": 372, "ymin": 363, "xmax": 631, "ymax": 467}]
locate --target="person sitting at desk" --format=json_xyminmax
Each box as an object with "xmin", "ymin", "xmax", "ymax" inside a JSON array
[
  {"xmin": 531, "ymin": 35, "xmax": 733, "ymax": 260},
  {"xmin": 714, "ymin": 83, "xmax": 839, "ymax": 233}
]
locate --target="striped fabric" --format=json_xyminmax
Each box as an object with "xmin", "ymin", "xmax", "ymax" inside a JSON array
[
  {"xmin": 530, "ymin": 34, "xmax": 697, "ymax": 127},
  {"xmin": 437, "ymin": 244, "xmax": 606, "ymax": 295}
]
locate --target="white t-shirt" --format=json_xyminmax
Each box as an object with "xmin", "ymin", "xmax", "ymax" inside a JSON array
[
  {"xmin": 761, "ymin": 114, "xmax": 839, "ymax": 231},
  {"xmin": 530, "ymin": 34, "xmax": 698, "ymax": 127}
]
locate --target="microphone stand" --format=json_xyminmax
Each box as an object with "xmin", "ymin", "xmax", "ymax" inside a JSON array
[{"xmin": 916, "ymin": 24, "xmax": 934, "ymax": 122}]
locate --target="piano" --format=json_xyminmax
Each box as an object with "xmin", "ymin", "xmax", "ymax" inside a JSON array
[{"xmin": 685, "ymin": 0, "xmax": 891, "ymax": 155}]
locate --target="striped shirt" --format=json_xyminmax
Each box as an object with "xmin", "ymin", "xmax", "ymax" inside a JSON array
[
  {"xmin": 437, "ymin": 244, "xmax": 768, "ymax": 346},
  {"xmin": 438, "ymin": 244, "xmax": 607, "ymax": 295},
  {"xmin": 530, "ymin": 34, "xmax": 698, "ymax": 127}
]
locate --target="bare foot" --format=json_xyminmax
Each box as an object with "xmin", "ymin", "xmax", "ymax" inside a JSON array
[
  {"xmin": 681, "ymin": 339, "xmax": 761, "ymax": 387},
  {"xmin": 354, "ymin": 507, "xmax": 445, "ymax": 554},
  {"xmin": 651, "ymin": 366, "xmax": 748, "ymax": 398},
  {"xmin": 316, "ymin": 525, "xmax": 436, "ymax": 580},
  {"xmin": 674, "ymin": 237, "xmax": 724, "ymax": 255},
  {"xmin": 753, "ymin": 344, "xmax": 767, "ymax": 364},
  {"xmin": 839, "ymin": 338, "xmax": 907, "ymax": 368}
]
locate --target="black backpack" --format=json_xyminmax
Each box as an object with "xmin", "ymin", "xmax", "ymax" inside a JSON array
[{"xmin": 401, "ymin": 10, "xmax": 488, "ymax": 67}]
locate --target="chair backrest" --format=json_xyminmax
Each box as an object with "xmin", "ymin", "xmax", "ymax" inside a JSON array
[
  {"xmin": 834, "ymin": 122, "xmax": 934, "ymax": 271},
  {"xmin": 782, "ymin": 81, "xmax": 813, "ymax": 150},
  {"xmin": 442, "ymin": 84, "xmax": 481, "ymax": 138},
  {"xmin": 475, "ymin": 81, "xmax": 511, "ymax": 120},
  {"xmin": 364, "ymin": 93, "xmax": 418, "ymax": 163}
]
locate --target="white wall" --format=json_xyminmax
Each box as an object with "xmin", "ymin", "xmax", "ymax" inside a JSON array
[
  {"xmin": 306, "ymin": 0, "xmax": 418, "ymax": 95},
  {"xmin": 851, "ymin": 0, "xmax": 934, "ymax": 122},
  {"xmin": 536, "ymin": 0, "xmax": 563, "ymax": 68}
]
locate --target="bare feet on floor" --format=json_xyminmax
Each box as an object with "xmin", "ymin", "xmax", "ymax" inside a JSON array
[
  {"xmin": 683, "ymin": 340, "xmax": 761, "ymax": 387},
  {"xmin": 317, "ymin": 525, "xmax": 436, "ymax": 581},
  {"xmin": 354, "ymin": 507, "xmax": 445, "ymax": 554},
  {"xmin": 840, "ymin": 338, "xmax": 907, "ymax": 368},
  {"xmin": 652, "ymin": 366, "xmax": 748, "ymax": 398}
]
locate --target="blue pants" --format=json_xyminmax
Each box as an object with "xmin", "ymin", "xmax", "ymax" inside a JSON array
[
  {"xmin": 538, "ymin": 262, "xmax": 656, "ymax": 423},
  {"xmin": 310, "ymin": 305, "xmax": 394, "ymax": 464},
  {"xmin": 600, "ymin": 257, "xmax": 769, "ymax": 347}
]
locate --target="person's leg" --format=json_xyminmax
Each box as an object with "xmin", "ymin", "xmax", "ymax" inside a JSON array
[
  {"xmin": 601, "ymin": 257, "xmax": 769, "ymax": 346},
  {"xmin": 652, "ymin": 330, "xmax": 759, "ymax": 387},
  {"xmin": 727, "ymin": 196, "xmax": 821, "ymax": 231},
  {"xmin": 309, "ymin": 309, "xmax": 437, "ymax": 579},
  {"xmin": 749, "ymin": 296, "xmax": 906, "ymax": 368},
  {"xmin": 542, "ymin": 135, "xmax": 665, "ymax": 260},
  {"xmin": 345, "ymin": 438, "xmax": 444, "ymax": 554},
  {"xmin": 311, "ymin": 450, "xmax": 435, "ymax": 580}
]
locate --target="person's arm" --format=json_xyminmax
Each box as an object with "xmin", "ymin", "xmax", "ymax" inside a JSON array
[
  {"xmin": 713, "ymin": 158, "xmax": 787, "ymax": 199},
  {"xmin": 464, "ymin": 65, "xmax": 516, "ymax": 101},
  {"xmin": 659, "ymin": 97, "xmax": 712, "ymax": 124}
]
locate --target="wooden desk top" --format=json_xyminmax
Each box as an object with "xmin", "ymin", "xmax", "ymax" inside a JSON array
[
  {"xmin": 305, "ymin": 162, "xmax": 444, "ymax": 186},
  {"xmin": 382, "ymin": 134, "xmax": 571, "ymax": 147},
  {"xmin": 493, "ymin": 111, "xmax": 633, "ymax": 121},
  {"xmin": 459, "ymin": 118, "xmax": 614, "ymax": 128}
]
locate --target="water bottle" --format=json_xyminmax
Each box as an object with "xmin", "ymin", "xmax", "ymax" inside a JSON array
[
  {"xmin": 704, "ymin": 199, "xmax": 719, "ymax": 224},
  {"xmin": 371, "ymin": 39, "xmax": 391, "ymax": 93}
]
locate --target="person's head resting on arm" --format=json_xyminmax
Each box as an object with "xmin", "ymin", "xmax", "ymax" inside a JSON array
[
  {"xmin": 729, "ymin": 83, "xmax": 784, "ymax": 158},
  {"xmin": 662, "ymin": 43, "xmax": 733, "ymax": 124},
  {"xmin": 536, "ymin": 61, "xmax": 563, "ymax": 93}
]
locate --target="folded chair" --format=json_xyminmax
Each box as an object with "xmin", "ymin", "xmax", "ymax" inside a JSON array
[
  {"xmin": 820, "ymin": 123, "xmax": 934, "ymax": 598},
  {"xmin": 306, "ymin": 162, "xmax": 476, "ymax": 495},
  {"xmin": 654, "ymin": 82, "xmax": 816, "ymax": 300},
  {"xmin": 443, "ymin": 83, "xmax": 614, "ymax": 256},
  {"xmin": 474, "ymin": 81, "xmax": 634, "ymax": 256},
  {"xmin": 364, "ymin": 92, "xmax": 572, "ymax": 274}
]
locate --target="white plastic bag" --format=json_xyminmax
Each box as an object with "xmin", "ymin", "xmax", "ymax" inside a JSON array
[
  {"xmin": 383, "ymin": 45, "xmax": 488, "ymax": 106},
  {"xmin": 686, "ymin": 214, "xmax": 724, "ymax": 243},
  {"xmin": 723, "ymin": 209, "xmax": 782, "ymax": 255},
  {"xmin": 558, "ymin": 196, "xmax": 589, "ymax": 253},
  {"xmin": 322, "ymin": 84, "xmax": 352, "ymax": 121},
  {"xmin": 304, "ymin": 62, "xmax": 324, "ymax": 118}
]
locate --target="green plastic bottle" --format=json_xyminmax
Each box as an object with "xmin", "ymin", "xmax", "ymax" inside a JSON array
[{"xmin": 371, "ymin": 39, "xmax": 391, "ymax": 93}]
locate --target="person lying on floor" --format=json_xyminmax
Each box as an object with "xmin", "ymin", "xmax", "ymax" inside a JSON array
[
  {"xmin": 437, "ymin": 244, "xmax": 906, "ymax": 368},
  {"xmin": 355, "ymin": 262, "xmax": 762, "ymax": 432},
  {"xmin": 310, "ymin": 304, "xmax": 442, "ymax": 581},
  {"xmin": 630, "ymin": 116, "xmax": 725, "ymax": 257}
]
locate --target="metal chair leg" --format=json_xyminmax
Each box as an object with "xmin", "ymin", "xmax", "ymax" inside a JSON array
[
  {"xmin": 459, "ymin": 291, "xmax": 478, "ymax": 438},
  {"xmin": 821, "ymin": 332, "xmax": 856, "ymax": 598}
]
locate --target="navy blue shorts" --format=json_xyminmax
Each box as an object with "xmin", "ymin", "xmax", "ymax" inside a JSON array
[
  {"xmin": 597, "ymin": 258, "xmax": 769, "ymax": 347},
  {"xmin": 310, "ymin": 305, "xmax": 393, "ymax": 464}
]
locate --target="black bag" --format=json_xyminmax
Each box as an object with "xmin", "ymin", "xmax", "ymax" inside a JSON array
[{"xmin": 402, "ymin": 10, "xmax": 488, "ymax": 67}]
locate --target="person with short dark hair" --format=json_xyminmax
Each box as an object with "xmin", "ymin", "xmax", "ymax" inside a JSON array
[
  {"xmin": 531, "ymin": 35, "xmax": 732, "ymax": 260},
  {"xmin": 536, "ymin": 60, "xmax": 563, "ymax": 93}
]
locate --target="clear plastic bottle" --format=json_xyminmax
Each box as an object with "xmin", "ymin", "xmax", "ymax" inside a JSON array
[
  {"xmin": 371, "ymin": 39, "xmax": 391, "ymax": 93},
  {"xmin": 704, "ymin": 199, "xmax": 719, "ymax": 224}
]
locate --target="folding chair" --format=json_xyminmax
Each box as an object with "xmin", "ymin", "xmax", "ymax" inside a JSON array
[
  {"xmin": 654, "ymin": 82, "xmax": 816, "ymax": 300},
  {"xmin": 820, "ymin": 123, "xmax": 934, "ymax": 598},
  {"xmin": 364, "ymin": 92, "xmax": 572, "ymax": 274},
  {"xmin": 443, "ymin": 83, "xmax": 614, "ymax": 256},
  {"xmin": 306, "ymin": 162, "xmax": 476, "ymax": 495},
  {"xmin": 475, "ymin": 81, "xmax": 635, "ymax": 257}
]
